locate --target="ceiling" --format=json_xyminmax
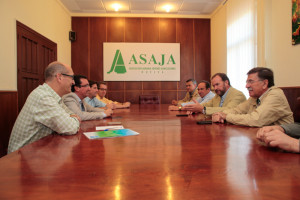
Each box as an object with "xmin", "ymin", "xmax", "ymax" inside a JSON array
[{"xmin": 59, "ymin": 0, "xmax": 224, "ymax": 16}]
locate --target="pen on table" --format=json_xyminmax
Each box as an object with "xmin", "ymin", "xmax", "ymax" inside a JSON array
[{"xmin": 103, "ymin": 128, "xmax": 117, "ymax": 131}]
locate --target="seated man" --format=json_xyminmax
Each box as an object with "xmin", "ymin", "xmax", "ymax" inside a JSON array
[
  {"xmin": 171, "ymin": 79, "xmax": 200, "ymax": 106},
  {"xmin": 169, "ymin": 80, "xmax": 215, "ymax": 110},
  {"xmin": 63, "ymin": 75, "xmax": 113, "ymax": 120},
  {"xmin": 212, "ymin": 67, "xmax": 294, "ymax": 127},
  {"xmin": 96, "ymin": 81, "xmax": 130, "ymax": 109},
  {"xmin": 84, "ymin": 80, "xmax": 114, "ymax": 109},
  {"xmin": 256, "ymin": 123, "xmax": 300, "ymax": 153},
  {"xmin": 8, "ymin": 61, "xmax": 80, "ymax": 153},
  {"xmin": 183, "ymin": 73, "xmax": 246, "ymax": 115}
]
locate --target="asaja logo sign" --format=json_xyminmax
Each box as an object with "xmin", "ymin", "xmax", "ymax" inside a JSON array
[
  {"xmin": 107, "ymin": 50, "xmax": 127, "ymax": 74},
  {"xmin": 104, "ymin": 43, "xmax": 180, "ymax": 81}
]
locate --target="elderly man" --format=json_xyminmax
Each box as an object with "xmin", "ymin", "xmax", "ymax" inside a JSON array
[
  {"xmin": 8, "ymin": 61, "xmax": 80, "ymax": 153},
  {"xmin": 171, "ymin": 79, "xmax": 200, "ymax": 106},
  {"xmin": 96, "ymin": 81, "xmax": 130, "ymax": 109},
  {"xmin": 169, "ymin": 80, "xmax": 215, "ymax": 111},
  {"xmin": 256, "ymin": 123, "xmax": 300, "ymax": 153},
  {"xmin": 84, "ymin": 80, "xmax": 114, "ymax": 109},
  {"xmin": 63, "ymin": 75, "xmax": 113, "ymax": 120},
  {"xmin": 212, "ymin": 67, "xmax": 294, "ymax": 127},
  {"xmin": 183, "ymin": 73, "xmax": 246, "ymax": 115}
]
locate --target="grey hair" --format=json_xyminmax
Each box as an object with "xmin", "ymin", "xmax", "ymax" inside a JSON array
[{"xmin": 186, "ymin": 78, "xmax": 197, "ymax": 86}]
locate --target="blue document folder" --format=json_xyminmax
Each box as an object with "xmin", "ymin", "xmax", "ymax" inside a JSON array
[{"xmin": 83, "ymin": 129, "xmax": 139, "ymax": 139}]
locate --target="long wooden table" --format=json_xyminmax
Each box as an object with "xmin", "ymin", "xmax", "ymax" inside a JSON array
[{"xmin": 0, "ymin": 104, "xmax": 299, "ymax": 199}]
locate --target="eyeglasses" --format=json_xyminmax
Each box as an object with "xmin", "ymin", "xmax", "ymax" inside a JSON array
[
  {"xmin": 80, "ymin": 84, "xmax": 90, "ymax": 88},
  {"xmin": 61, "ymin": 73, "xmax": 74, "ymax": 80},
  {"xmin": 99, "ymin": 88, "xmax": 107, "ymax": 91},
  {"xmin": 246, "ymin": 79, "xmax": 263, "ymax": 84}
]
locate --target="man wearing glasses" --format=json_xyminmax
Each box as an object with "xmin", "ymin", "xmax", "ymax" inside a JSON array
[
  {"xmin": 96, "ymin": 81, "xmax": 130, "ymax": 109},
  {"xmin": 183, "ymin": 73, "xmax": 246, "ymax": 115},
  {"xmin": 84, "ymin": 80, "xmax": 112, "ymax": 109},
  {"xmin": 212, "ymin": 67, "xmax": 294, "ymax": 127},
  {"xmin": 8, "ymin": 61, "xmax": 80, "ymax": 153},
  {"xmin": 63, "ymin": 75, "xmax": 113, "ymax": 120}
]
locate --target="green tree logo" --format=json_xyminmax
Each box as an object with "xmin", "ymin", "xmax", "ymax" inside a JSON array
[{"xmin": 107, "ymin": 50, "xmax": 127, "ymax": 74}]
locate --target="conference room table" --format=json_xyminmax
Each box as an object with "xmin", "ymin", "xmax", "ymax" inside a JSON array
[{"xmin": 0, "ymin": 104, "xmax": 299, "ymax": 200}]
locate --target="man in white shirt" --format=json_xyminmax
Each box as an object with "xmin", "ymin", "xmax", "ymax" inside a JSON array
[{"xmin": 169, "ymin": 80, "xmax": 215, "ymax": 111}]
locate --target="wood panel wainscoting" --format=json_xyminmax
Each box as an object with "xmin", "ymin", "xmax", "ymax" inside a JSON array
[
  {"xmin": 71, "ymin": 17, "xmax": 211, "ymax": 104},
  {"xmin": 0, "ymin": 91, "xmax": 18, "ymax": 157},
  {"xmin": 280, "ymin": 86, "xmax": 300, "ymax": 122}
]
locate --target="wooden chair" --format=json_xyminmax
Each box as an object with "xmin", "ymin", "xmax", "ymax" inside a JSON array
[
  {"xmin": 139, "ymin": 95, "xmax": 160, "ymax": 104},
  {"xmin": 294, "ymin": 97, "xmax": 300, "ymax": 122}
]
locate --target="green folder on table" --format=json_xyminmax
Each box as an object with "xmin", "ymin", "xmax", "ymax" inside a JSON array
[{"xmin": 83, "ymin": 129, "xmax": 139, "ymax": 139}]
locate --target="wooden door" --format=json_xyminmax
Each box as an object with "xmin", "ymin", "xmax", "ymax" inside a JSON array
[{"xmin": 17, "ymin": 21, "xmax": 57, "ymax": 111}]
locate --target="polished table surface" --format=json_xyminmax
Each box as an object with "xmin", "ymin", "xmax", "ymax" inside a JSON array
[{"xmin": 0, "ymin": 104, "xmax": 300, "ymax": 200}]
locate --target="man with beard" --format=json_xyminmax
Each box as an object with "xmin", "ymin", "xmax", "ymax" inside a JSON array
[
  {"xmin": 184, "ymin": 73, "xmax": 246, "ymax": 115},
  {"xmin": 212, "ymin": 67, "xmax": 294, "ymax": 127}
]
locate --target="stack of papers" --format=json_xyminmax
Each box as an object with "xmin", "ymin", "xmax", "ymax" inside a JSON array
[
  {"xmin": 96, "ymin": 125, "xmax": 124, "ymax": 131},
  {"xmin": 83, "ymin": 126, "xmax": 139, "ymax": 139}
]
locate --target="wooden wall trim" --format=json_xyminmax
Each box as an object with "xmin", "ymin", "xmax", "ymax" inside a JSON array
[
  {"xmin": 280, "ymin": 86, "xmax": 300, "ymax": 121},
  {"xmin": 0, "ymin": 91, "xmax": 18, "ymax": 157},
  {"xmin": 71, "ymin": 17, "xmax": 211, "ymax": 104},
  {"xmin": 279, "ymin": 86, "xmax": 300, "ymax": 89}
]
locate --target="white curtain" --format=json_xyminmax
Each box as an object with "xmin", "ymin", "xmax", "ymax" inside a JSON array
[{"xmin": 227, "ymin": 0, "xmax": 256, "ymax": 98}]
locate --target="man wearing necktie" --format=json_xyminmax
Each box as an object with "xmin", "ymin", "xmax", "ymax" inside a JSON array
[
  {"xmin": 212, "ymin": 67, "xmax": 294, "ymax": 127},
  {"xmin": 63, "ymin": 75, "xmax": 113, "ymax": 121}
]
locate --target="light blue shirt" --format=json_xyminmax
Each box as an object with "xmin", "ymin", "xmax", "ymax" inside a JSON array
[
  {"xmin": 200, "ymin": 91, "xmax": 215, "ymax": 104},
  {"xmin": 181, "ymin": 91, "xmax": 215, "ymax": 106},
  {"xmin": 84, "ymin": 97, "xmax": 106, "ymax": 108},
  {"xmin": 219, "ymin": 87, "xmax": 231, "ymax": 107}
]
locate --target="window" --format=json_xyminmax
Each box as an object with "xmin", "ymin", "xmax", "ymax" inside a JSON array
[{"xmin": 227, "ymin": 0, "xmax": 257, "ymax": 98}]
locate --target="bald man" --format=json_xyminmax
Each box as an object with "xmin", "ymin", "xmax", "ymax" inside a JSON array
[{"xmin": 8, "ymin": 61, "xmax": 80, "ymax": 153}]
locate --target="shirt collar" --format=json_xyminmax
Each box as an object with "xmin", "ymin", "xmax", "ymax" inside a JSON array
[
  {"xmin": 256, "ymin": 87, "xmax": 271, "ymax": 106},
  {"xmin": 202, "ymin": 91, "xmax": 212, "ymax": 99},
  {"xmin": 258, "ymin": 88, "xmax": 271, "ymax": 101},
  {"xmin": 73, "ymin": 93, "xmax": 83, "ymax": 103},
  {"xmin": 221, "ymin": 87, "xmax": 231, "ymax": 101},
  {"xmin": 85, "ymin": 96, "xmax": 92, "ymax": 101},
  {"xmin": 189, "ymin": 87, "xmax": 197, "ymax": 95},
  {"xmin": 43, "ymin": 83, "xmax": 62, "ymax": 103}
]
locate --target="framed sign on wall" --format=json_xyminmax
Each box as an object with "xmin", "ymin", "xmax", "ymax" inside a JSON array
[
  {"xmin": 103, "ymin": 43, "xmax": 180, "ymax": 81},
  {"xmin": 292, "ymin": 0, "xmax": 300, "ymax": 45}
]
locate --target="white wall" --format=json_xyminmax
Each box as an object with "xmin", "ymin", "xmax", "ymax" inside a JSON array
[
  {"xmin": 264, "ymin": 0, "xmax": 300, "ymax": 87},
  {"xmin": 211, "ymin": 3, "xmax": 227, "ymax": 76},
  {"xmin": 0, "ymin": 0, "xmax": 71, "ymax": 91},
  {"xmin": 211, "ymin": 0, "xmax": 300, "ymax": 87}
]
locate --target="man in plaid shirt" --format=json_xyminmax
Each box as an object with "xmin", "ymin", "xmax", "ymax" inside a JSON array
[{"xmin": 8, "ymin": 61, "xmax": 80, "ymax": 154}]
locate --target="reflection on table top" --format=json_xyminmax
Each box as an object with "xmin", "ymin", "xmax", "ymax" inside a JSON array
[{"xmin": 0, "ymin": 104, "xmax": 299, "ymax": 200}]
